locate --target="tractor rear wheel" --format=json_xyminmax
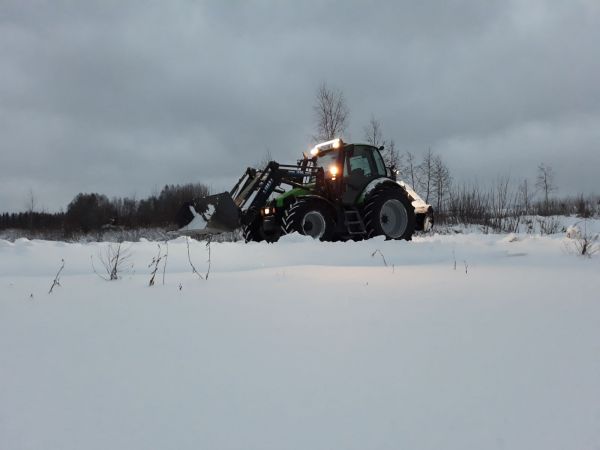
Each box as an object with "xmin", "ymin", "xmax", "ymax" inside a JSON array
[
  {"xmin": 281, "ymin": 199, "xmax": 334, "ymax": 240},
  {"xmin": 363, "ymin": 187, "xmax": 415, "ymax": 240}
]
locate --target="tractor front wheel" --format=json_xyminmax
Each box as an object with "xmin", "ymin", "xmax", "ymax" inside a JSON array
[
  {"xmin": 281, "ymin": 199, "xmax": 334, "ymax": 240},
  {"xmin": 243, "ymin": 219, "xmax": 280, "ymax": 243},
  {"xmin": 363, "ymin": 187, "xmax": 415, "ymax": 240}
]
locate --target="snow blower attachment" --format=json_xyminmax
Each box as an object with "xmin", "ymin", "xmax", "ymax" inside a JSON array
[{"xmin": 175, "ymin": 139, "xmax": 433, "ymax": 241}]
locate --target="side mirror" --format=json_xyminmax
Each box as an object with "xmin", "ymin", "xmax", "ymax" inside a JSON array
[{"xmin": 378, "ymin": 145, "xmax": 385, "ymax": 151}]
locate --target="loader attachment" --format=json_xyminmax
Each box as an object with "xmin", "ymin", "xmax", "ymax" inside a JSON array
[
  {"xmin": 175, "ymin": 192, "xmax": 241, "ymax": 236},
  {"xmin": 173, "ymin": 161, "xmax": 321, "ymax": 237}
]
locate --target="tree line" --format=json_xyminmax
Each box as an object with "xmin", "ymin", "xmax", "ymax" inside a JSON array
[{"xmin": 0, "ymin": 183, "xmax": 209, "ymax": 236}]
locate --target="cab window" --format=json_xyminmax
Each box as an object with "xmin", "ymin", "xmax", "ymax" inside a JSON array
[
  {"xmin": 344, "ymin": 146, "xmax": 373, "ymax": 178},
  {"xmin": 372, "ymin": 149, "xmax": 387, "ymax": 176}
]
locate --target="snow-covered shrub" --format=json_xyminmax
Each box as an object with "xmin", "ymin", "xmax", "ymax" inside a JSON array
[
  {"xmin": 569, "ymin": 234, "xmax": 599, "ymax": 257},
  {"xmin": 92, "ymin": 243, "xmax": 132, "ymax": 280},
  {"xmin": 566, "ymin": 225, "xmax": 582, "ymax": 239},
  {"xmin": 564, "ymin": 220, "xmax": 599, "ymax": 257},
  {"xmin": 537, "ymin": 216, "xmax": 561, "ymax": 235}
]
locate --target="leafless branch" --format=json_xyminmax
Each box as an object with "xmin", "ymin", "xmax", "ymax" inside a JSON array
[
  {"xmin": 371, "ymin": 249, "xmax": 395, "ymax": 273},
  {"xmin": 162, "ymin": 241, "xmax": 169, "ymax": 285},
  {"xmin": 186, "ymin": 237, "xmax": 204, "ymax": 280},
  {"xmin": 371, "ymin": 249, "xmax": 388, "ymax": 266},
  {"xmin": 91, "ymin": 255, "xmax": 109, "ymax": 281},
  {"xmin": 148, "ymin": 243, "xmax": 164, "ymax": 287},
  {"xmin": 91, "ymin": 243, "xmax": 132, "ymax": 281},
  {"xmin": 205, "ymin": 235, "xmax": 212, "ymax": 280},
  {"xmin": 48, "ymin": 259, "xmax": 65, "ymax": 294}
]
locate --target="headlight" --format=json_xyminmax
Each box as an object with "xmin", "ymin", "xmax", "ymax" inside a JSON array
[{"xmin": 328, "ymin": 165, "xmax": 339, "ymax": 177}]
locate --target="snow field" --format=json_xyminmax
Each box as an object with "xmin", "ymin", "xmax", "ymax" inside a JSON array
[{"xmin": 1, "ymin": 232, "xmax": 599, "ymax": 450}]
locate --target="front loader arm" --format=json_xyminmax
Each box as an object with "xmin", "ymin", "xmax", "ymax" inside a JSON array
[{"xmin": 174, "ymin": 161, "xmax": 323, "ymax": 235}]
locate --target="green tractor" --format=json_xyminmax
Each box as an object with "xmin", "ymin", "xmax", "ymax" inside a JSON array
[{"xmin": 176, "ymin": 138, "xmax": 433, "ymax": 242}]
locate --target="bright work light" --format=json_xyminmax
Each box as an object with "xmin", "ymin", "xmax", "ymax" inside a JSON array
[{"xmin": 310, "ymin": 138, "xmax": 342, "ymax": 156}]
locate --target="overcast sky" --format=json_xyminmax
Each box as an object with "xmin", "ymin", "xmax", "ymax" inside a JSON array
[{"xmin": 1, "ymin": 0, "xmax": 599, "ymax": 212}]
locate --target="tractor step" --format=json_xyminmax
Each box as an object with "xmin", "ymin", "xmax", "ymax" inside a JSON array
[{"xmin": 344, "ymin": 208, "xmax": 366, "ymax": 237}]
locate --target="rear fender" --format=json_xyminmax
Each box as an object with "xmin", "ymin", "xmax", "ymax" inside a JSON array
[{"xmin": 357, "ymin": 178, "xmax": 405, "ymax": 204}]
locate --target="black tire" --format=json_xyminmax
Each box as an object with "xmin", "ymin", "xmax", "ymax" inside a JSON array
[
  {"xmin": 281, "ymin": 198, "xmax": 335, "ymax": 240},
  {"xmin": 363, "ymin": 187, "xmax": 415, "ymax": 240},
  {"xmin": 242, "ymin": 219, "xmax": 279, "ymax": 243},
  {"xmin": 416, "ymin": 207, "xmax": 434, "ymax": 232}
]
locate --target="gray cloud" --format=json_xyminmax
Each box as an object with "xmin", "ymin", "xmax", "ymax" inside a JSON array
[{"xmin": 1, "ymin": 0, "xmax": 599, "ymax": 212}]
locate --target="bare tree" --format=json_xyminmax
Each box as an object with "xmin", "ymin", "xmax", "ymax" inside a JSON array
[
  {"xmin": 363, "ymin": 115, "xmax": 384, "ymax": 147},
  {"xmin": 432, "ymin": 155, "xmax": 452, "ymax": 213},
  {"xmin": 363, "ymin": 116, "xmax": 400, "ymax": 170},
  {"xmin": 490, "ymin": 175, "xmax": 512, "ymax": 231},
  {"xmin": 386, "ymin": 139, "xmax": 402, "ymax": 172},
  {"xmin": 313, "ymin": 82, "xmax": 349, "ymax": 141},
  {"xmin": 518, "ymin": 179, "xmax": 532, "ymax": 215},
  {"xmin": 536, "ymin": 163, "xmax": 556, "ymax": 214},
  {"xmin": 403, "ymin": 151, "xmax": 418, "ymax": 188},
  {"xmin": 446, "ymin": 183, "xmax": 490, "ymax": 228},
  {"xmin": 25, "ymin": 188, "xmax": 37, "ymax": 214},
  {"xmin": 25, "ymin": 188, "xmax": 36, "ymax": 231},
  {"xmin": 417, "ymin": 148, "xmax": 434, "ymax": 203}
]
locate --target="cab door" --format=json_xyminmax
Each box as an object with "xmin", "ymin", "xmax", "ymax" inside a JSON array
[{"xmin": 342, "ymin": 145, "xmax": 380, "ymax": 205}]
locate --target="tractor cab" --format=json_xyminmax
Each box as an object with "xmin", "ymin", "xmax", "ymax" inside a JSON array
[{"xmin": 309, "ymin": 139, "xmax": 389, "ymax": 205}]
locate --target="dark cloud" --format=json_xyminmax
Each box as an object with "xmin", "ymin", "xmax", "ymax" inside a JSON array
[{"xmin": 1, "ymin": 0, "xmax": 599, "ymax": 211}]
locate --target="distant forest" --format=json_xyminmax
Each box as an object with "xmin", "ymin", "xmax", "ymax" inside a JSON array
[{"xmin": 1, "ymin": 183, "xmax": 209, "ymax": 237}]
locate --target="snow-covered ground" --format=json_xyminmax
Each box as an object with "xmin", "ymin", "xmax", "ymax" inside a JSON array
[{"xmin": 1, "ymin": 229, "xmax": 599, "ymax": 450}]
